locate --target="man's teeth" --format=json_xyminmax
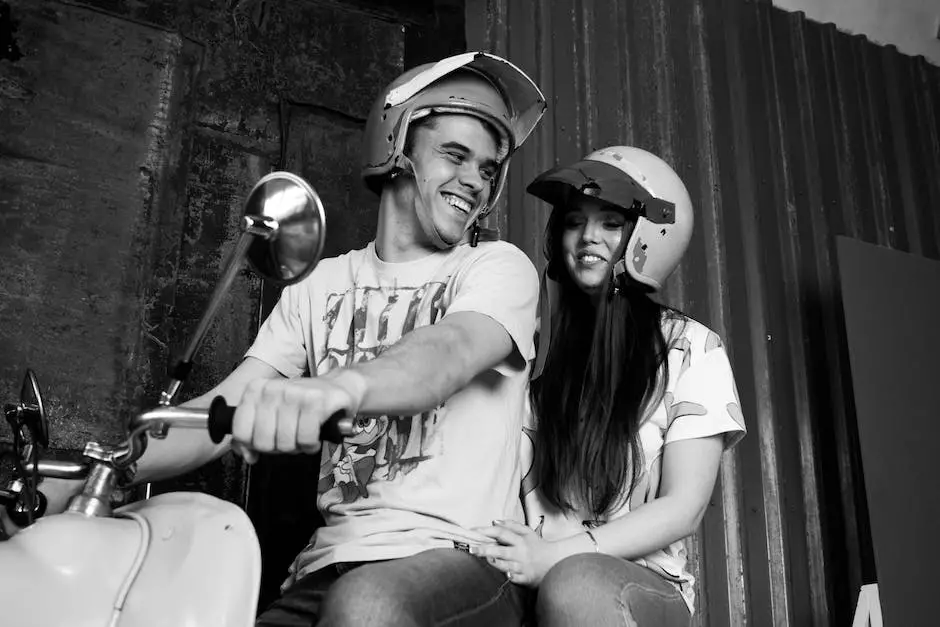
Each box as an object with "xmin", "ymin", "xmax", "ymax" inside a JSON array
[{"xmin": 443, "ymin": 194, "xmax": 471, "ymax": 212}]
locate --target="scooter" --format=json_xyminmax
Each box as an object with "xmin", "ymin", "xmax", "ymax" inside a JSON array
[{"xmin": 0, "ymin": 172, "xmax": 354, "ymax": 626}]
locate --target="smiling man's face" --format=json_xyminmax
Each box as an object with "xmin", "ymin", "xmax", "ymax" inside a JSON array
[{"xmin": 405, "ymin": 113, "xmax": 500, "ymax": 248}]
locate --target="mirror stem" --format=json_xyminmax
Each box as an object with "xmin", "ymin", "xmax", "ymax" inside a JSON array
[{"xmin": 159, "ymin": 232, "xmax": 255, "ymax": 407}]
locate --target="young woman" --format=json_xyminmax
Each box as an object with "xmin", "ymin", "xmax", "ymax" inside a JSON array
[{"xmin": 473, "ymin": 146, "xmax": 746, "ymax": 626}]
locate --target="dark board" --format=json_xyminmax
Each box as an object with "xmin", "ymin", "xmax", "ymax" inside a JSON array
[{"xmin": 837, "ymin": 236, "xmax": 940, "ymax": 627}]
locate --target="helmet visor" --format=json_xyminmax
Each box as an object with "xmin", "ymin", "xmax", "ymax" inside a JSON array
[{"xmin": 527, "ymin": 159, "xmax": 676, "ymax": 225}]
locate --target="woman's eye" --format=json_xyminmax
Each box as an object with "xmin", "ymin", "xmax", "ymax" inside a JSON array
[{"xmin": 604, "ymin": 221, "xmax": 625, "ymax": 229}]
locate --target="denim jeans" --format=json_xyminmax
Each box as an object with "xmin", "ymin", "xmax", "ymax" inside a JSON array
[
  {"xmin": 255, "ymin": 548, "xmax": 527, "ymax": 627},
  {"xmin": 535, "ymin": 554, "xmax": 691, "ymax": 627}
]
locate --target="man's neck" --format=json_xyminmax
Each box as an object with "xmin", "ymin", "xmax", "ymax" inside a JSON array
[{"xmin": 374, "ymin": 185, "xmax": 440, "ymax": 263}]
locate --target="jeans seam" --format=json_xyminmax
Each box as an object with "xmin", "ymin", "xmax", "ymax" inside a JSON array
[
  {"xmin": 616, "ymin": 580, "xmax": 685, "ymax": 627},
  {"xmin": 436, "ymin": 574, "xmax": 516, "ymax": 626}
]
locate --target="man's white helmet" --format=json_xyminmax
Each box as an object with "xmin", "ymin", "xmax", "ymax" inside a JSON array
[{"xmin": 362, "ymin": 52, "xmax": 546, "ymax": 229}]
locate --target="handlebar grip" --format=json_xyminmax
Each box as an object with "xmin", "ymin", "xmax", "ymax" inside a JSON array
[
  {"xmin": 319, "ymin": 412, "xmax": 353, "ymax": 444},
  {"xmin": 206, "ymin": 396, "xmax": 353, "ymax": 445},
  {"xmin": 208, "ymin": 396, "xmax": 235, "ymax": 444}
]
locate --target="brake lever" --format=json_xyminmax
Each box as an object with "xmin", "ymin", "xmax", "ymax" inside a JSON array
[{"xmin": 0, "ymin": 482, "xmax": 47, "ymax": 527}]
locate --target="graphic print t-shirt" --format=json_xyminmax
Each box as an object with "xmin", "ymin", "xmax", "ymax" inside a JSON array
[
  {"xmin": 246, "ymin": 240, "xmax": 539, "ymax": 586},
  {"xmin": 521, "ymin": 315, "xmax": 746, "ymax": 613}
]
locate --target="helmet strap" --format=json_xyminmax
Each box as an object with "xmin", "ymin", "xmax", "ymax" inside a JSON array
[
  {"xmin": 398, "ymin": 154, "xmax": 452, "ymax": 250},
  {"xmin": 463, "ymin": 216, "xmax": 500, "ymax": 247},
  {"xmin": 609, "ymin": 259, "xmax": 628, "ymax": 298},
  {"xmin": 415, "ymin": 196, "xmax": 451, "ymax": 249},
  {"xmin": 470, "ymin": 221, "xmax": 481, "ymax": 247}
]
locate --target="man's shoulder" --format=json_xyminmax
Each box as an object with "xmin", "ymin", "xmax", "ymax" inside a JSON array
[
  {"xmin": 300, "ymin": 244, "xmax": 371, "ymax": 284},
  {"xmin": 453, "ymin": 239, "xmax": 536, "ymax": 270},
  {"xmin": 465, "ymin": 239, "xmax": 529, "ymax": 257},
  {"xmin": 320, "ymin": 244, "xmax": 371, "ymax": 267}
]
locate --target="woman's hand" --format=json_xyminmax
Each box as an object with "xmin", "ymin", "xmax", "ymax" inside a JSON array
[{"xmin": 471, "ymin": 520, "xmax": 564, "ymax": 587}]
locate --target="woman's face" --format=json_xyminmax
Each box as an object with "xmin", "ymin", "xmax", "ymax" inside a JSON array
[{"xmin": 561, "ymin": 198, "xmax": 633, "ymax": 295}]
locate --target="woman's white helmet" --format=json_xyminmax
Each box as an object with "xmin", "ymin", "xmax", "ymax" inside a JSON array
[
  {"xmin": 362, "ymin": 52, "xmax": 546, "ymax": 230},
  {"xmin": 527, "ymin": 146, "xmax": 694, "ymax": 291}
]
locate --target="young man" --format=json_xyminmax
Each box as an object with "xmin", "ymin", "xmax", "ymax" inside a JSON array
[{"xmin": 142, "ymin": 52, "xmax": 546, "ymax": 626}]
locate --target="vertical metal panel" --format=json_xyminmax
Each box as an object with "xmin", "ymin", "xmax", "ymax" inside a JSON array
[
  {"xmin": 468, "ymin": 0, "xmax": 940, "ymax": 625},
  {"xmin": 713, "ymin": 3, "xmax": 792, "ymax": 624},
  {"xmin": 769, "ymin": 11, "xmax": 835, "ymax": 625}
]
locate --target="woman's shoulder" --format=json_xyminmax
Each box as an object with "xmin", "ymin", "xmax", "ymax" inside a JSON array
[{"xmin": 660, "ymin": 311, "xmax": 726, "ymax": 355}]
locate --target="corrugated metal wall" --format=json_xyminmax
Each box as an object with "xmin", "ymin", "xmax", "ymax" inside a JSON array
[{"xmin": 466, "ymin": 0, "xmax": 940, "ymax": 625}]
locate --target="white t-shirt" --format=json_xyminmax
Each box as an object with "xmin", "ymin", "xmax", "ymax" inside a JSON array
[
  {"xmin": 246, "ymin": 240, "xmax": 539, "ymax": 588},
  {"xmin": 521, "ymin": 315, "xmax": 746, "ymax": 612}
]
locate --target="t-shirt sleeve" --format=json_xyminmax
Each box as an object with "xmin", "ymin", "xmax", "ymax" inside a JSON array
[
  {"xmin": 664, "ymin": 330, "xmax": 747, "ymax": 449},
  {"xmin": 443, "ymin": 243, "xmax": 539, "ymax": 376},
  {"xmin": 244, "ymin": 281, "xmax": 310, "ymax": 378}
]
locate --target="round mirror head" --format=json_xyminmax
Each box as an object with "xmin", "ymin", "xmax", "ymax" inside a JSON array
[
  {"xmin": 19, "ymin": 369, "xmax": 48, "ymax": 448},
  {"xmin": 242, "ymin": 171, "xmax": 326, "ymax": 286}
]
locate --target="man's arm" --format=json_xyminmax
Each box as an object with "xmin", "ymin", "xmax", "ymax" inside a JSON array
[
  {"xmin": 328, "ymin": 310, "xmax": 516, "ymax": 416},
  {"xmin": 230, "ymin": 311, "xmax": 519, "ymax": 457},
  {"xmin": 230, "ymin": 244, "xmax": 537, "ymax": 458},
  {"xmin": 324, "ymin": 245, "xmax": 538, "ymax": 417}
]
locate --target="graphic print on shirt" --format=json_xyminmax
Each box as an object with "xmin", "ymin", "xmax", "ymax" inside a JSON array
[{"xmin": 316, "ymin": 279, "xmax": 449, "ymax": 511}]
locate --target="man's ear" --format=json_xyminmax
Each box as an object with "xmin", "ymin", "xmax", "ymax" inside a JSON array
[{"xmin": 396, "ymin": 155, "xmax": 417, "ymax": 179}]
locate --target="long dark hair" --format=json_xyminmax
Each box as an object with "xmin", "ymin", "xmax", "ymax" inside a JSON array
[{"xmin": 531, "ymin": 203, "xmax": 680, "ymax": 518}]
